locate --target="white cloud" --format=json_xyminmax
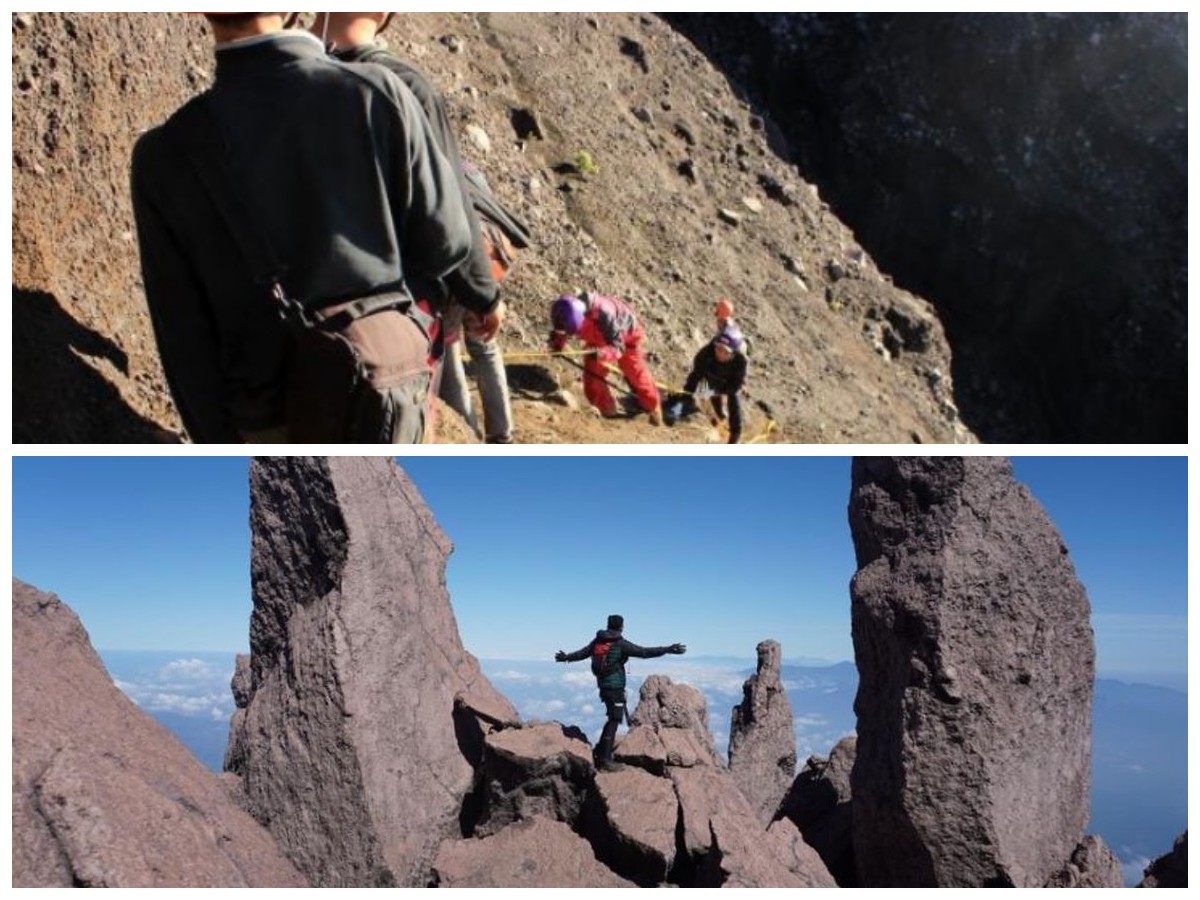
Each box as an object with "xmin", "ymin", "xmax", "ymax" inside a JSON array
[
  {"xmin": 159, "ymin": 658, "xmax": 224, "ymax": 681},
  {"xmin": 794, "ymin": 714, "xmax": 828, "ymax": 728},
  {"xmin": 1120, "ymin": 855, "xmax": 1150, "ymax": 888}
]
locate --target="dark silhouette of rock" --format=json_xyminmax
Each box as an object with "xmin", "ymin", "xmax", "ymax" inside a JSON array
[
  {"xmin": 615, "ymin": 674, "xmax": 724, "ymax": 772},
  {"xmin": 12, "ymin": 579, "xmax": 304, "ymax": 888},
  {"xmin": 470, "ymin": 722, "xmax": 595, "ymax": 837},
  {"xmin": 777, "ymin": 734, "xmax": 857, "ymax": 885},
  {"xmin": 849, "ymin": 457, "xmax": 1098, "ymax": 887},
  {"xmin": 1140, "ymin": 831, "xmax": 1187, "ymax": 888},
  {"xmin": 227, "ymin": 458, "xmax": 518, "ymax": 887},
  {"xmin": 728, "ymin": 639, "xmax": 796, "ymax": 825},
  {"xmin": 1046, "ymin": 835, "xmax": 1124, "ymax": 888},
  {"xmin": 432, "ymin": 817, "xmax": 635, "ymax": 887}
]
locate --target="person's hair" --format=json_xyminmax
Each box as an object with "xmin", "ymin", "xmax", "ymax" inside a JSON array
[
  {"xmin": 204, "ymin": 13, "xmax": 270, "ymax": 27},
  {"xmin": 607, "ymin": 614, "xmax": 624, "ymax": 632}
]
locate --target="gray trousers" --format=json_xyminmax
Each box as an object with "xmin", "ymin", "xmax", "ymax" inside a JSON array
[{"xmin": 439, "ymin": 334, "xmax": 514, "ymax": 443}]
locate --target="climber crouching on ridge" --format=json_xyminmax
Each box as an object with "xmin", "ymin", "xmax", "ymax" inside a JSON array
[
  {"xmin": 555, "ymin": 615, "xmax": 686, "ymax": 771},
  {"xmin": 548, "ymin": 292, "xmax": 664, "ymax": 426}
]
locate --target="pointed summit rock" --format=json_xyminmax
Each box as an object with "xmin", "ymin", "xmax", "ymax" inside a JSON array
[
  {"xmin": 728, "ymin": 639, "xmax": 797, "ymax": 825},
  {"xmin": 848, "ymin": 457, "xmax": 1098, "ymax": 887},
  {"xmin": 12, "ymin": 580, "xmax": 304, "ymax": 888},
  {"xmin": 1139, "ymin": 831, "xmax": 1187, "ymax": 888},
  {"xmin": 228, "ymin": 458, "xmax": 518, "ymax": 887}
]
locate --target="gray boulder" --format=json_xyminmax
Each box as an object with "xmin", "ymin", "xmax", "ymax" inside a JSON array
[
  {"xmin": 593, "ymin": 766, "xmax": 680, "ymax": 883},
  {"xmin": 778, "ymin": 734, "xmax": 857, "ymax": 885},
  {"xmin": 471, "ymin": 721, "xmax": 595, "ymax": 836},
  {"xmin": 611, "ymin": 675, "xmax": 833, "ymax": 887},
  {"xmin": 1139, "ymin": 831, "xmax": 1187, "ymax": 888},
  {"xmin": 672, "ymin": 765, "xmax": 835, "ymax": 888},
  {"xmin": 849, "ymin": 457, "xmax": 1096, "ymax": 887},
  {"xmin": 12, "ymin": 579, "xmax": 304, "ymax": 888},
  {"xmin": 227, "ymin": 458, "xmax": 518, "ymax": 887},
  {"xmin": 432, "ymin": 817, "xmax": 635, "ymax": 888},
  {"xmin": 729, "ymin": 639, "xmax": 797, "ymax": 825},
  {"xmin": 615, "ymin": 674, "xmax": 724, "ymax": 771}
]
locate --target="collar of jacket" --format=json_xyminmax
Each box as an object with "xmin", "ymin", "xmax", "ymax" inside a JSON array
[
  {"xmin": 214, "ymin": 31, "xmax": 327, "ymax": 79},
  {"xmin": 332, "ymin": 41, "xmax": 384, "ymax": 64}
]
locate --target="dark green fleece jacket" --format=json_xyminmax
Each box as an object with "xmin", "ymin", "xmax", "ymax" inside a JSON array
[{"xmin": 131, "ymin": 31, "xmax": 471, "ymax": 442}]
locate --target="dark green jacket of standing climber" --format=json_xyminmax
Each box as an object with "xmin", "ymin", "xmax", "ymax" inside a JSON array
[
  {"xmin": 131, "ymin": 31, "xmax": 472, "ymax": 442},
  {"xmin": 560, "ymin": 629, "xmax": 680, "ymax": 691},
  {"xmin": 334, "ymin": 42, "xmax": 499, "ymax": 320}
]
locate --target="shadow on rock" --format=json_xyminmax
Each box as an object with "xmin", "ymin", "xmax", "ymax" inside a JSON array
[{"xmin": 13, "ymin": 287, "xmax": 181, "ymax": 444}]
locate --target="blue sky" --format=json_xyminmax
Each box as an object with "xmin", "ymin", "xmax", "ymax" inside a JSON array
[{"xmin": 11, "ymin": 456, "xmax": 1187, "ymax": 683}]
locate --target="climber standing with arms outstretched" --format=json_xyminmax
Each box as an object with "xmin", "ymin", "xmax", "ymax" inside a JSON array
[{"xmin": 555, "ymin": 615, "xmax": 686, "ymax": 771}]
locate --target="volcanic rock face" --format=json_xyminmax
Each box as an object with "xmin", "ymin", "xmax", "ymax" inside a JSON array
[
  {"xmin": 848, "ymin": 457, "xmax": 1097, "ymax": 887},
  {"xmin": 1139, "ymin": 832, "xmax": 1188, "ymax": 888},
  {"xmin": 227, "ymin": 457, "xmax": 518, "ymax": 888},
  {"xmin": 777, "ymin": 735, "xmax": 857, "ymax": 885},
  {"xmin": 728, "ymin": 639, "xmax": 797, "ymax": 824},
  {"xmin": 668, "ymin": 13, "xmax": 1186, "ymax": 443},
  {"xmin": 12, "ymin": 579, "xmax": 305, "ymax": 888}
]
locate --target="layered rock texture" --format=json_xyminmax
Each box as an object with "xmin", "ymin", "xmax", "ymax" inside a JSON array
[
  {"xmin": 728, "ymin": 639, "xmax": 797, "ymax": 824},
  {"xmin": 227, "ymin": 457, "xmax": 519, "ymax": 887},
  {"xmin": 12, "ymin": 579, "xmax": 305, "ymax": 888},
  {"xmin": 847, "ymin": 457, "xmax": 1103, "ymax": 887},
  {"xmin": 1139, "ymin": 832, "xmax": 1188, "ymax": 888}
]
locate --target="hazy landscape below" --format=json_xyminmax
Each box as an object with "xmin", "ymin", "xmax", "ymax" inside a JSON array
[{"xmin": 100, "ymin": 650, "xmax": 1184, "ymax": 886}]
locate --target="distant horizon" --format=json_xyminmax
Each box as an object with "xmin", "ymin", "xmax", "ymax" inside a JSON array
[{"xmin": 93, "ymin": 646, "xmax": 1187, "ymax": 695}]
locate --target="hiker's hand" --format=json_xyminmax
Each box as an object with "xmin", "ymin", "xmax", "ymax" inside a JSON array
[
  {"xmin": 466, "ymin": 301, "xmax": 506, "ymax": 343},
  {"xmin": 668, "ymin": 643, "xmax": 687, "ymax": 655},
  {"xmin": 555, "ymin": 650, "xmax": 568, "ymax": 662}
]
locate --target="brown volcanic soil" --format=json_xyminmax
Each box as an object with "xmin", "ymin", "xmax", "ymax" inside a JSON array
[{"xmin": 12, "ymin": 12, "xmax": 975, "ymax": 445}]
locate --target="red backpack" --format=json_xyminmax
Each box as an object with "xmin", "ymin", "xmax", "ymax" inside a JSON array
[{"xmin": 591, "ymin": 640, "xmax": 617, "ymax": 677}]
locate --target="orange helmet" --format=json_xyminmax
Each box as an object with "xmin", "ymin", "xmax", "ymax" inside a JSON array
[{"xmin": 715, "ymin": 298, "xmax": 735, "ymax": 320}]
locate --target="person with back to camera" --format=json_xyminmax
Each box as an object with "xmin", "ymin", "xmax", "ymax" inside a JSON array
[{"xmin": 554, "ymin": 615, "xmax": 686, "ymax": 771}]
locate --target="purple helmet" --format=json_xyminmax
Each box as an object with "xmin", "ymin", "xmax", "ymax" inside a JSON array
[
  {"xmin": 551, "ymin": 295, "xmax": 587, "ymax": 335},
  {"xmin": 715, "ymin": 326, "xmax": 746, "ymax": 355}
]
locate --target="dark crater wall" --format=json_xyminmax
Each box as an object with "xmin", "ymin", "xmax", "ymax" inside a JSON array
[{"xmin": 666, "ymin": 12, "xmax": 1186, "ymax": 443}]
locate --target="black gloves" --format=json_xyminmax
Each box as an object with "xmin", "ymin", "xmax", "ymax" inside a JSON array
[
  {"xmin": 668, "ymin": 643, "xmax": 687, "ymax": 655},
  {"xmin": 554, "ymin": 650, "xmax": 567, "ymax": 662}
]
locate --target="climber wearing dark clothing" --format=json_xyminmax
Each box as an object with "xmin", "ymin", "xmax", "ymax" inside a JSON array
[
  {"xmin": 555, "ymin": 614, "xmax": 686, "ymax": 771},
  {"xmin": 677, "ymin": 327, "xmax": 749, "ymax": 444}
]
